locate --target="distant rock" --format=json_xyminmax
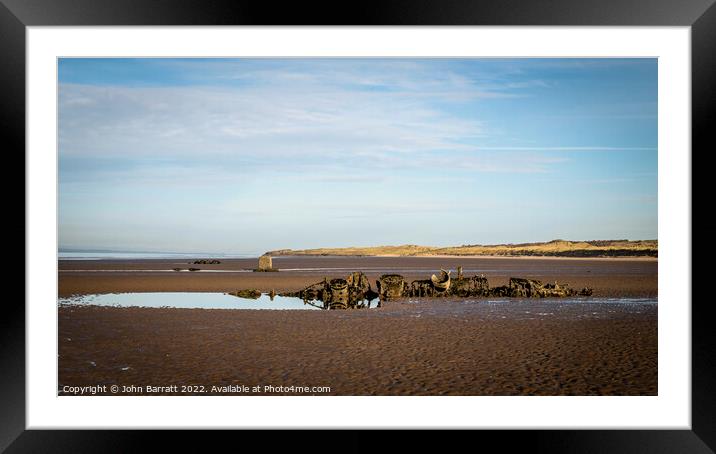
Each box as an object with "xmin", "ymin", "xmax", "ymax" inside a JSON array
[{"xmin": 254, "ymin": 254, "xmax": 277, "ymax": 272}]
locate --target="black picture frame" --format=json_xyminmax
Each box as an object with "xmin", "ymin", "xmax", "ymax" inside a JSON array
[{"xmin": 6, "ymin": 0, "xmax": 706, "ymax": 451}]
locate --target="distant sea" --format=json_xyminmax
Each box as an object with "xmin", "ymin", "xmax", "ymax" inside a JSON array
[{"xmin": 58, "ymin": 250, "xmax": 258, "ymax": 260}]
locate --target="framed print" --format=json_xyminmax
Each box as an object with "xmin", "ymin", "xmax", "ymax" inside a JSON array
[{"xmin": 8, "ymin": 0, "xmax": 708, "ymax": 451}]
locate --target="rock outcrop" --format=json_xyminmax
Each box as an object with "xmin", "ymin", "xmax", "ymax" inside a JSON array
[{"xmin": 254, "ymin": 254, "xmax": 278, "ymax": 272}]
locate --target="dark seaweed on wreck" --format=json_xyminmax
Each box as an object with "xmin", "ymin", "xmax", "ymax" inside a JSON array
[{"xmin": 270, "ymin": 267, "xmax": 593, "ymax": 309}]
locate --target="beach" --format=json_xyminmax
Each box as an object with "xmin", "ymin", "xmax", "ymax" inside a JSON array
[
  {"xmin": 58, "ymin": 256, "xmax": 657, "ymax": 396},
  {"xmin": 58, "ymin": 255, "xmax": 657, "ymax": 298}
]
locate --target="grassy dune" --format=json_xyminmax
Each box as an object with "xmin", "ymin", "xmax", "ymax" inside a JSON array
[{"xmin": 268, "ymin": 239, "xmax": 658, "ymax": 258}]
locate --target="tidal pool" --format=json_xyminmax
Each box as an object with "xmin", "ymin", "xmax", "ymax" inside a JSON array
[{"xmin": 58, "ymin": 292, "xmax": 379, "ymax": 310}]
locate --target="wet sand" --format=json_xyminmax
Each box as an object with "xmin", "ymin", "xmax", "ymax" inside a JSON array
[
  {"xmin": 58, "ymin": 299, "xmax": 657, "ymax": 396},
  {"xmin": 58, "ymin": 256, "xmax": 657, "ymax": 396},
  {"xmin": 58, "ymin": 256, "xmax": 657, "ymax": 297}
]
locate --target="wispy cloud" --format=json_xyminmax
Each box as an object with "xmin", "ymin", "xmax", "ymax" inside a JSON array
[
  {"xmin": 58, "ymin": 58, "xmax": 658, "ymax": 252},
  {"xmin": 462, "ymin": 146, "xmax": 657, "ymax": 152},
  {"xmin": 59, "ymin": 82, "xmax": 484, "ymax": 159}
]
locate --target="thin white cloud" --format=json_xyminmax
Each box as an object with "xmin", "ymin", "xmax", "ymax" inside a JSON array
[
  {"xmin": 59, "ymin": 83, "xmax": 485, "ymax": 159},
  {"xmin": 465, "ymin": 146, "xmax": 657, "ymax": 152},
  {"xmin": 59, "ymin": 59, "xmax": 575, "ymax": 182}
]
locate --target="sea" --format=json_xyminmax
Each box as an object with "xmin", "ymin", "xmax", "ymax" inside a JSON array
[{"xmin": 58, "ymin": 250, "xmax": 258, "ymax": 260}]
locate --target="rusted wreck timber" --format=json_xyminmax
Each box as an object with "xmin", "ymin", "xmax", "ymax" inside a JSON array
[
  {"xmin": 373, "ymin": 271, "xmax": 592, "ymax": 299},
  {"xmin": 378, "ymin": 271, "xmax": 491, "ymax": 299},
  {"xmin": 278, "ymin": 268, "xmax": 593, "ymax": 309},
  {"xmin": 281, "ymin": 271, "xmax": 379, "ymax": 309},
  {"xmin": 409, "ymin": 269, "xmax": 490, "ymax": 297}
]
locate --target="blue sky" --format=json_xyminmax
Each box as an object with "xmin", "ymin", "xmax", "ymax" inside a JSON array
[{"xmin": 58, "ymin": 58, "xmax": 657, "ymax": 254}]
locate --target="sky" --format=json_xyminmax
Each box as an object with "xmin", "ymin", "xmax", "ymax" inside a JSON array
[{"xmin": 58, "ymin": 58, "xmax": 657, "ymax": 254}]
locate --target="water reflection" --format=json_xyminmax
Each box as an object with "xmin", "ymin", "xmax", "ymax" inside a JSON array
[
  {"xmin": 299, "ymin": 297, "xmax": 380, "ymax": 310},
  {"xmin": 58, "ymin": 292, "xmax": 379, "ymax": 310}
]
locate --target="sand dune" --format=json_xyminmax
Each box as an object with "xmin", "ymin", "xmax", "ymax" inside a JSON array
[{"xmin": 268, "ymin": 239, "xmax": 658, "ymax": 258}]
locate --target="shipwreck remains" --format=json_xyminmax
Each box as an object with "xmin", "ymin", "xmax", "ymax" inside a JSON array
[
  {"xmin": 430, "ymin": 269, "xmax": 451, "ymax": 292},
  {"xmin": 446, "ymin": 274, "xmax": 491, "ymax": 297},
  {"xmin": 488, "ymin": 277, "xmax": 592, "ymax": 298},
  {"xmin": 278, "ymin": 267, "xmax": 593, "ymax": 309},
  {"xmin": 377, "ymin": 274, "xmax": 405, "ymax": 300},
  {"xmin": 408, "ymin": 273, "xmax": 592, "ymax": 299},
  {"xmin": 282, "ymin": 271, "xmax": 379, "ymax": 309}
]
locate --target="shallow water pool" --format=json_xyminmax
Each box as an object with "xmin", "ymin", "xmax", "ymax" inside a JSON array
[{"xmin": 58, "ymin": 292, "xmax": 378, "ymax": 310}]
